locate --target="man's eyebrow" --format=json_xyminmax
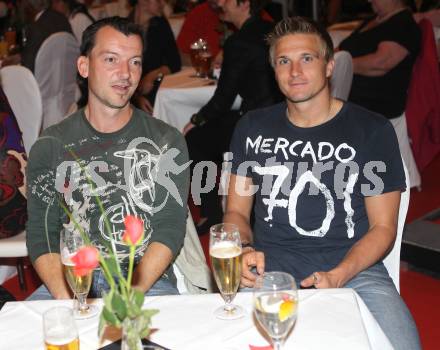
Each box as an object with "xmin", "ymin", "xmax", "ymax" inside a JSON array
[{"xmin": 97, "ymin": 50, "xmax": 119, "ymax": 56}]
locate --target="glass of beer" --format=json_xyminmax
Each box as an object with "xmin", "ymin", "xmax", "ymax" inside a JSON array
[
  {"xmin": 43, "ymin": 306, "xmax": 79, "ymax": 350},
  {"xmin": 60, "ymin": 227, "xmax": 98, "ymax": 319},
  {"xmin": 209, "ymin": 223, "xmax": 244, "ymax": 319},
  {"xmin": 198, "ymin": 49, "xmax": 212, "ymax": 78},
  {"xmin": 254, "ymin": 272, "xmax": 298, "ymax": 350},
  {"xmin": 190, "ymin": 38, "xmax": 207, "ymax": 77}
]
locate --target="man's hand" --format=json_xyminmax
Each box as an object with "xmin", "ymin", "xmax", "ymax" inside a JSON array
[
  {"xmin": 134, "ymin": 94, "xmax": 153, "ymax": 114},
  {"xmin": 240, "ymin": 251, "xmax": 265, "ymax": 288},
  {"xmin": 300, "ymin": 270, "xmax": 343, "ymax": 289},
  {"xmin": 183, "ymin": 121, "xmax": 195, "ymax": 135}
]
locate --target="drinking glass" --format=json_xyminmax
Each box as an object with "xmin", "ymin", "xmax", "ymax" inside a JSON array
[
  {"xmin": 43, "ymin": 306, "xmax": 79, "ymax": 350},
  {"xmin": 189, "ymin": 38, "xmax": 208, "ymax": 77},
  {"xmin": 60, "ymin": 227, "xmax": 98, "ymax": 319},
  {"xmin": 254, "ymin": 272, "xmax": 298, "ymax": 350},
  {"xmin": 209, "ymin": 223, "xmax": 244, "ymax": 320}
]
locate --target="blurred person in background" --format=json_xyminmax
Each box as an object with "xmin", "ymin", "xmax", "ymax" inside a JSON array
[
  {"xmin": 52, "ymin": 0, "xmax": 95, "ymax": 42},
  {"xmin": 176, "ymin": 0, "xmax": 272, "ymax": 68},
  {"xmin": 183, "ymin": 0, "xmax": 282, "ymax": 233},
  {"xmin": 128, "ymin": 0, "xmax": 181, "ymax": 113},
  {"xmin": 338, "ymin": 0, "xmax": 420, "ymax": 121},
  {"xmin": 16, "ymin": 0, "xmax": 72, "ymax": 72}
]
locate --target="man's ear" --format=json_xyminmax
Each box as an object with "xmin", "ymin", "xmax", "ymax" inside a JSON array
[
  {"xmin": 77, "ymin": 55, "xmax": 89, "ymax": 79},
  {"xmin": 326, "ymin": 58, "xmax": 335, "ymax": 78}
]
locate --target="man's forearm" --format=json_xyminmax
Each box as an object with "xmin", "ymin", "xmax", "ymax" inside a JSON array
[
  {"xmin": 132, "ymin": 242, "xmax": 174, "ymax": 293},
  {"xmin": 223, "ymin": 211, "xmax": 253, "ymax": 245},
  {"xmin": 330, "ymin": 225, "xmax": 396, "ymax": 287},
  {"xmin": 33, "ymin": 253, "xmax": 71, "ymax": 299}
]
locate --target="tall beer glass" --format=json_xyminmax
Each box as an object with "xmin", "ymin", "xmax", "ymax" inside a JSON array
[
  {"xmin": 209, "ymin": 223, "xmax": 244, "ymax": 319},
  {"xmin": 43, "ymin": 306, "xmax": 79, "ymax": 350},
  {"xmin": 60, "ymin": 227, "xmax": 98, "ymax": 319}
]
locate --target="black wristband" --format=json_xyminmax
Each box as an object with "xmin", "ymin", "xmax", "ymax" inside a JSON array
[
  {"xmin": 190, "ymin": 113, "xmax": 207, "ymax": 127},
  {"xmin": 242, "ymin": 242, "xmax": 254, "ymax": 249}
]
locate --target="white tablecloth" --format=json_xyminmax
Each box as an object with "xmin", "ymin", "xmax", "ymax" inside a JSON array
[
  {"xmin": 153, "ymin": 67, "xmax": 241, "ymax": 132},
  {"xmin": 0, "ymin": 289, "xmax": 392, "ymax": 350}
]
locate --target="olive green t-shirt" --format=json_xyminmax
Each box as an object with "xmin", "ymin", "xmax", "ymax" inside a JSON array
[{"xmin": 26, "ymin": 107, "xmax": 190, "ymax": 279}]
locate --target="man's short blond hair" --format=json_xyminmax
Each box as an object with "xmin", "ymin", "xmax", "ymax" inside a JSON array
[{"xmin": 266, "ymin": 16, "xmax": 334, "ymax": 67}]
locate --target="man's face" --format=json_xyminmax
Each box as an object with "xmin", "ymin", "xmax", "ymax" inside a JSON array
[
  {"xmin": 217, "ymin": 0, "xmax": 246, "ymax": 23},
  {"xmin": 139, "ymin": 0, "xmax": 163, "ymax": 17},
  {"xmin": 77, "ymin": 26, "xmax": 143, "ymax": 110},
  {"xmin": 273, "ymin": 34, "xmax": 334, "ymax": 104}
]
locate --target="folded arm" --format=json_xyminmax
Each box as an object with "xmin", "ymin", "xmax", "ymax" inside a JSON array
[{"xmin": 352, "ymin": 41, "xmax": 409, "ymax": 76}]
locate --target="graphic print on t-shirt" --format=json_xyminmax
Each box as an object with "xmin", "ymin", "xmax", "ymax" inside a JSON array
[
  {"xmin": 30, "ymin": 135, "xmax": 188, "ymax": 263},
  {"xmin": 247, "ymin": 135, "xmax": 360, "ymax": 239}
]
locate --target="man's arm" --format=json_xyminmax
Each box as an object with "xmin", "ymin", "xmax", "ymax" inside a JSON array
[
  {"xmin": 33, "ymin": 253, "xmax": 71, "ymax": 299},
  {"xmin": 132, "ymin": 242, "xmax": 174, "ymax": 292},
  {"xmin": 224, "ymin": 174, "xmax": 264, "ymax": 287},
  {"xmin": 301, "ymin": 190, "xmax": 401, "ymax": 288}
]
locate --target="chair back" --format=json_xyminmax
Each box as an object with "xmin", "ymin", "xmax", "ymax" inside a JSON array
[
  {"xmin": 174, "ymin": 210, "xmax": 213, "ymax": 294},
  {"xmin": 383, "ymin": 160, "xmax": 410, "ymax": 293},
  {"xmin": 0, "ymin": 65, "xmax": 42, "ymax": 154},
  {"xmin": 35, "ymin": 32, "xmax": 79, "ymax": 129},
  {"xmin": 330, "ymin": 50, "xmax": 353, "ymax": 101}
]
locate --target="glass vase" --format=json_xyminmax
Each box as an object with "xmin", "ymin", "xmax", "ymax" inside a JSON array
[{"xmin": 121, "ymin": 318, "xmax": 143, "ymax": 350}]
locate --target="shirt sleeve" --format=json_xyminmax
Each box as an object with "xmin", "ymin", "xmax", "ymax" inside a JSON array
[
  {"xmin": 359, "ymin": 120, "xmax": 406, "ymax": 196},
  {"xmin": 149, "ymin": 128, "xmax": 190, "ymax": 257},
  {"xmin": 26, "ymin": 134, "xmax": 65, "ymax": 263},
  {"xmin": 143, "ymin": 17, "xmax": 181, "ymax": 74},
  {"xmin": 382, "ymin": 12, "xmax": 421, "ymax": 55},
  {"xmin": 196, "ymin": 35, "xmax": 249, "ymax": 122}
]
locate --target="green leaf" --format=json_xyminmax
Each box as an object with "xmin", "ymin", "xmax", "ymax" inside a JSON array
[
  {"xmin": 102, "ymin": 290, "xmax": 114, "ymax": 312},
  {"xmin": 132, "ymin": 289, "xmax": 144, "ymax": 309},
  {"xmin": 98, "ymin": 312, "xmax": 108, "ymax": 338},
  {"xmin": 111, "ymin": 293, "xmax": 127, "ymax": 321},
  {"xmin": 102, "ymin": 305, "xmax": 120, "ymax": 327},
  {"xmin": 103, "ymin": 256, "xmax": 119, "ymax": 276},
  {"xmin": 142, "ymin": 309, "xmax": 159, "ymax": 319}
]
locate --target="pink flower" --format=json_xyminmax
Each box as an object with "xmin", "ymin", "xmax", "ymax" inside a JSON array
[
  {"xmin": 71, "ymin": 246, "xmax": 99, "ymax": 277},
  {"xmin": 122, "ymin": 215, "xmax": 144, "ymax": 246}
]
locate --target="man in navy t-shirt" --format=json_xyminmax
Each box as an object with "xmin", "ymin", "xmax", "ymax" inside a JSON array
[{"xmin": 225, "ymin": 17, "xmax": 421, "ymax": 349}]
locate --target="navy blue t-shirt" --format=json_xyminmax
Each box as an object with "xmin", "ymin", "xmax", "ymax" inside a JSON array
[{"xmin": 229, "ymin": 101, "xmax": 405, "ymax": 281}]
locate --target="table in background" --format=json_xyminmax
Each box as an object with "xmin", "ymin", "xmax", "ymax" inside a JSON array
[
  {"xmin": 153, "ymin": 67, "xmax": 241, "ymax": 132},
  {"xmin": 0, "ymin": 289, "xmax": 392, "ymax": 350}
]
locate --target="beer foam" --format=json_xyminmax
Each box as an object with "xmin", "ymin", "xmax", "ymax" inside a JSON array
[
  {"xmin": 210, "ymin": 242, "xmax": 242, "ymax": 258},
  {"xmin": 45, "ymin": 327, "xmax": 77, "ymax": 345}
]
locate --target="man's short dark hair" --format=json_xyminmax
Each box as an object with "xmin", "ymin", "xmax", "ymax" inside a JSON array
[
  {"xmin": 236, "ymin": 0, "xmax": 268, "ymax": 17},
  {"xmin": 76, "ymin": 16, "xmax": 143, "ymax": 108},
  {"xmin": 80, "ymin": 16, "xmax": 143, "ymax": 56},
  {"xmin": 266, "ymin": 16, "xmax": 334, "ymax": 66}
]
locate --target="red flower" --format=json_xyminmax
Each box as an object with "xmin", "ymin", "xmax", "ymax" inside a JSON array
[
  {"xmin": 122, "ymin": 215, "xmax": 144, "ymax": 246},
  {"xmin": 71, "ymin": 246, "xmax": 99, "ymax": 277}
]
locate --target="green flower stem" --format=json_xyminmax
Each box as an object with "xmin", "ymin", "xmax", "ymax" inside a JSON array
[
  {"xmin": 126, "ymin": 245, "xmax": 136, "ymax": 291},
  {"xmin": 98, "ymin": 256, "xmax": 116, "ymax": 290}
]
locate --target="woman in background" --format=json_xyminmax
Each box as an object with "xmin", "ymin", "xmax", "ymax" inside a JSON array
[
  {"xmin": 128, "ymin": 0, "xmax": 181, "ymax": 113},
  {"xmin": 339, "ymin": 0, "xmax": 420, "ymax": 120}
]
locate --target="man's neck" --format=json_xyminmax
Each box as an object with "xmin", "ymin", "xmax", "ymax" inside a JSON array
[
  {"xmin": 234, "ymin": 12, "xmax": 251, "ymax": 30},
  {"xmin": 286, "ymin": 91, "xmax": 342, "ymax": 128},
  {"xmin": 85, "ymin": 103, "xmax": 133, "ymax": 133}
]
